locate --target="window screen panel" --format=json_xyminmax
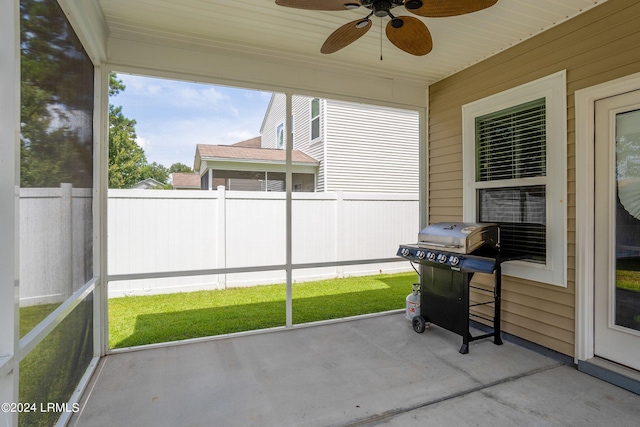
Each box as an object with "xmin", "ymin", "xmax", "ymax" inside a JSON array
[
  {"xmin": 476, "ymin": 98, "xmax": 546, "ymax": 182},
  {"xmin": 479, "ymin": 186, "xmax": 546, "ymax": 262},
  {"xmin": 19, "ymin": 0, "xmax": 94, "ymax": 324}
]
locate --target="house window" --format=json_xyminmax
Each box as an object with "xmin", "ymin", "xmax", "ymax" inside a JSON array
[
  {"xmin": 476, "ymin": 98, "xmax": 547, "ymax": 262},
  {"xmin": 276, "ymin": 122, "xmax": 284, "ymax": 149},
  {"xmin": 311, "ymin": 98, "xmax": 320, "ymax": 141},
  {"xmin": 463, "ymin": 71, "xmax": 567, "ymax": 286}
]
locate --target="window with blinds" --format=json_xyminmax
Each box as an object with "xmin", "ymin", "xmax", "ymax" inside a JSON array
[
  {"xmin": 476, "ymin": 98, "xmax": 546, "ymax": 182},
  {"xmin": 475, "ymin": 98, "xmax": 547, "ymax": 262},
  {"xmin": 478, "ymin": 186, "xmax": 546, "ymax": 261},
  {"xmin": 463, "ymin": 71, "xmax": 566, "ymax": 285}
]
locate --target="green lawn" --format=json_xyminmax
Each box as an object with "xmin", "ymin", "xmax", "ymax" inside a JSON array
[
  {"xmin": 18, "ymin": 300, "xmax": 93, "ymax": 427},
  {"xmin": 617, "ymin": 270, "xmax": 640, "ymax": 292},
  {"xmin": 109, "ymin": 272, "xmax": 417, "ymax": 349},
  {"xmin": 20, "ymin": 302, "xmax": 60, "ymax": 337},
  {"xmin": 617, "ymin": 258, "xmax": 640, "ymax": 292}
]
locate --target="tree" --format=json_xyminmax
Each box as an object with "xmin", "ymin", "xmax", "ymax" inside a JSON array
[
  {"xmin": 142, "ymin": 162, "xmax": 169, "ymax": 184},
  {"xmin": 108, "ymin": 73, "xmax": 148, "ymax": 188},
  {"xmin": 169, "ymin": 162, "xmax": 194, "ymax": 174},
  {"xmin": 20, "ymin": 0, "xmax": 94, "ymax": 188}
]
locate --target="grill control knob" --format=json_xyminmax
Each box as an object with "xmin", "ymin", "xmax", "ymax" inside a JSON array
[
  {"xmin": 401, "ymin": 248, "xmax": 410, "ymax": 257},
  {"xmin": 449, "ymin": 256, "xmax": 460, "ymax": 266},
  {"xmin": 417, "ymin": 251, "xmax": 426, "ymax": 259},
  {"xmin": 427, "ymin": 252, "xmax": 436, "ymax": 261},
  {"xmin": 437, "ymin": 253, "xmax": 447, "ymax": 263}
]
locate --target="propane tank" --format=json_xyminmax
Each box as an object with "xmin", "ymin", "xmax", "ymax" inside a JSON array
[{"xmin": 405, "ymin": 283, "xmax": 421, "ymax": 321}]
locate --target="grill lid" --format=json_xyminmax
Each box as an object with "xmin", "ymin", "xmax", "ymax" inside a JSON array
[{"xmin": 418, "ymin": 222, "xmax": 499, "ymax": 254}]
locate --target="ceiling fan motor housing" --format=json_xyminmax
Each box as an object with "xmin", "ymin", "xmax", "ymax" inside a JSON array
[
  {"xmin": 359, "ymin": 0, "xmax": 405, "ymax": 6},
  {"xmin": 372, "ymin": 1, "xmax": 392, "ymax": 17},
  {"xmin": 359, "ymin": 0, "xmax": 406, "ymax": 14}
]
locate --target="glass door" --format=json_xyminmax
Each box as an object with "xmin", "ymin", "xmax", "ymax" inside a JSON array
[{"xmin": 594, "ymin": 90, "xmax": 640, "ymax": 371}]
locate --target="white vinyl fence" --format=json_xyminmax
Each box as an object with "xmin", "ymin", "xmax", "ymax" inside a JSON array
[
  {"xmin": 107, "ymin": 188, "xmax": 419, "ymax": 297},
  {"xmin": 18, "ymin": 186, "xmax": 419, "ymax": 302},
  {"xmin": 20, "ymin": 184, "xmax": 93, "ymax": 306}
]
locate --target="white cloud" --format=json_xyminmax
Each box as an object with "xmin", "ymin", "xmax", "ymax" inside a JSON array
[
  {"xmin": 118, "ymin": 74, "xmax": 231, "ymax": 110},
  {"xmin": 136, "ymin": 135, "xmax": 150, "ymax": 150},
  {"xmin": 226, "ymin": 129, "xmax": 255, "ymax": 142},
  {"xmin": 111, "ymin": 73, "xmax": 272, "ymax": 167},
  {"xmin": 146, "ymin": 84, "xmax": 162, "ymax": 95}
]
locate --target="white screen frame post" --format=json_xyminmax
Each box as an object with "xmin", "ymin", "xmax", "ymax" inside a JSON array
[{"xmin": 0, "ymin": 0, "xmax": 20, "ymax": 425}]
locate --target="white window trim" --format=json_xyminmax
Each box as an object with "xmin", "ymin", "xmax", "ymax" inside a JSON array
[{"xmin": 462, "ymin": 70, "xmax": 567, "ymax": 287}]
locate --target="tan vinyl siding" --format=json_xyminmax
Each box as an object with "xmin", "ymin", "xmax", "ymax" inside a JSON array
[{"xmin": 428, "ymin": 0, "xmax": 640, "ymax": 356}]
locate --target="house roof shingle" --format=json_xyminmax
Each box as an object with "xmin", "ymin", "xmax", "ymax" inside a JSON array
[
  {"xmin": 231, "ymin": 136, "xmax": 262, "ymax": 148},
  {"xmin": 171, "ymin": 172, "xmax": 200, "ymax": 188},
  {"xmin": 197, "ymin": 144, "xmax": 318, "ymax": 164}
]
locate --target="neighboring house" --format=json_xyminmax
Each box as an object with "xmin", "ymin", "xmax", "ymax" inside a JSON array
[
  {"xmin": 260, "ymin": 94, "xmax": 419, "ymax": 193},
  {"xmin": 170, "ymin": 172, "xmax": 200, "ymax": 190},
  {"xmin": 131, "ymin": 178, "xmax": 163, "ymax": 189},
  {"xmin": 194, "ymin": 98, "xmax": 419, "ymax": 193},
  {"xmin": 194, "ymin": 137, "xmax": 319, "ymax": 191}
]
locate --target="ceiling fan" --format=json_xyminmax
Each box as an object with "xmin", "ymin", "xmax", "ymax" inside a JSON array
[{"xmin": 275, "ymin": 0, "xmax": 498, "ymax": 56}]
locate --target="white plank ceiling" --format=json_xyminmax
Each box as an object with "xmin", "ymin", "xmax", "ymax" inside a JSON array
[{"xmin": 99, "ymin": 0, "xmax": 608, "ymax": 85}]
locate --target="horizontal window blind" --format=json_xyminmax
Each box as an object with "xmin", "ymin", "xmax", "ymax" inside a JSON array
[
  {"xmin": 476, "ymin": 98, "xmax": 546, "ymax": 182},
  {"xmin": 478, "ymin": 186, "xmax": 546, "ymax": 262}
]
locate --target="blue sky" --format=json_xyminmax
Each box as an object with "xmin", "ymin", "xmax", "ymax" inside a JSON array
[{"xmin": 111, "ymin": 73, "xmax": 273, "ymax": 169}]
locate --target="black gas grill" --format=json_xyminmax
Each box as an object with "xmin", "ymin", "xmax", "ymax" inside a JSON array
[{"xmin": 397, "ymin": 222, "xmax": 507, "ymax": 354}]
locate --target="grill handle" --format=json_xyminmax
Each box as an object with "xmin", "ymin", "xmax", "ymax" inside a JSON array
[{"xmin": 418, "ymin": 242, "xmax": 462, "ymax": 249}]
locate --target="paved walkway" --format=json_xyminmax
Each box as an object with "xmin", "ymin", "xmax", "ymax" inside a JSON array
[{"xmin": 71, "ymin": 313, "xmax": 640, "ymax": 426}]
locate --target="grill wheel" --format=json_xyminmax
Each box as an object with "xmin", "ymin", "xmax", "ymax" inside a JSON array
[{"xmin": 412, "ymin": 315, "xmax": 426, "ymax": 333}]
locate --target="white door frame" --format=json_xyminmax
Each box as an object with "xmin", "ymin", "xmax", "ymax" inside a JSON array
[{"xmin": 575, "ymin": 71, "xmax": 640, "ymax": 363}]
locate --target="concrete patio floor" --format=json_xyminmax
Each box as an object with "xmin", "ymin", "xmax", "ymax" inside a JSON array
[{"xmin": 71, "ymin": 313, "xmax": 640, "ymax": 426}]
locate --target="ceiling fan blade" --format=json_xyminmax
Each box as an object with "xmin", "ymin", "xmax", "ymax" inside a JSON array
[
  {"xmin": 275, "ymin": 0, "xmax": 361, "ymax": 11},
  {"xmin": 385, "ymin": 16, "xmax": 432, "ymax": 56},
  {"xmin": 405, "ymin": 0, "xmax": 498, "ymax": 18},
  {"xmin": 321, "ymin": 19, "xmax": 372, "ymax": 54}
]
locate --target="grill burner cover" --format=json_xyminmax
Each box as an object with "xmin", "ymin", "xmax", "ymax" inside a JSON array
[{"xmin": 417, "ymin": 222, "xmax": 499, "ymax": 255}]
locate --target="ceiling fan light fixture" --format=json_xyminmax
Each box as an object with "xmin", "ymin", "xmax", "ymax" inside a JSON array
[
  {"xmin": 391, "ymin": 17, "xmax": 404, "ymax": 28},
  {"xmin": 404, "ymin": 0, "xmax": 423, "ymax": 10},
  {"xmin": 343, "ymin": 3, "xmax": 360, "ymax": 9},
  {"xmin": 355, "ymin": 19, "xmax": 370, "ymax": 28}
]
